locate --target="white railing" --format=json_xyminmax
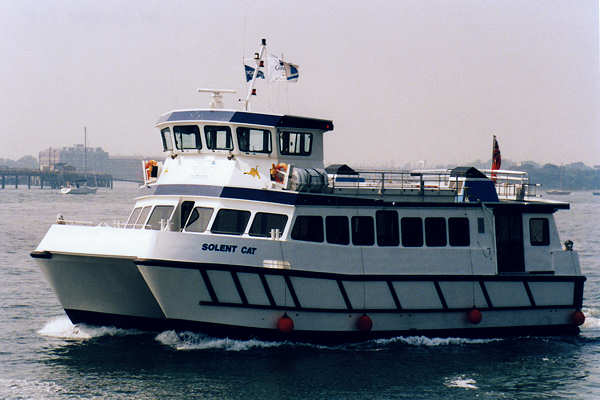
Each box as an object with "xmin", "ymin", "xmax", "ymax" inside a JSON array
[{"xmin": 329, "ymin": 170, "xmax": 455, "ymax": 194}]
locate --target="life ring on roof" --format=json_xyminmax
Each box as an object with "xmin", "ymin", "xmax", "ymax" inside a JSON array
[{"xmin": 145, "ymin": 160, "xmax": 158, "ymax": 180}]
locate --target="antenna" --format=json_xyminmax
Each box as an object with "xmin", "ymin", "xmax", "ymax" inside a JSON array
[
  {"xmin": 243, "ymin": 38, "xmax": 267, "ymax": 111},
  {"xmin": 197, "ymin": 88, "xmax": 236, "ymax": 109}
]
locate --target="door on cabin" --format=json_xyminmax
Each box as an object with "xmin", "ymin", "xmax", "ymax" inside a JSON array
[{"xmin": 494, "ymin": 210, "xmax": 525, "ymax": 273}]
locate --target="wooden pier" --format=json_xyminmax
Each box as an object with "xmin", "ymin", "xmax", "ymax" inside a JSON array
[{"xmin": 0, "ymin": 168, "xmax": 113, "ymax": 189}]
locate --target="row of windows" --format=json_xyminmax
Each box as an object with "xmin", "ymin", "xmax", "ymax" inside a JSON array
[
  {"xmin": 127, "ymin": 204, "xmax": 551, "ymax": 248},
  {"xmin": 291, "ymin": 212, "xmax": 471, "ymax": 247},
  {"xmin": 126, "ymin": 204, "xmax": 287, "ymax": 237},
  {"xmin": 160, "ymin": 125, "xmax": 312, "ymax": 156}
]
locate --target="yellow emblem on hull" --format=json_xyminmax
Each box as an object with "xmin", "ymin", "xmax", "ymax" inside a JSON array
[{"xmin": 244, "ymin": 166, "xmax": 260, "ymax": 179}]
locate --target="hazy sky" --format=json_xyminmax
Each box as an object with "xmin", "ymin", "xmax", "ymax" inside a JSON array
[{"xmin": 1, "ymin": 0, "xmax": 598, "ymax": 166}]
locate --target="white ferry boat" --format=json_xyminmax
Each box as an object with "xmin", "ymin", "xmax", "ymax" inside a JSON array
[{"xmin": 32, "ymin": 40, "xmax": 586, "ymax": 342}]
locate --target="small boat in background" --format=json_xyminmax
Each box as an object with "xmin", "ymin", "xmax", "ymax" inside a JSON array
[{"xmin": 60, "ymin": 183, "xmax": 97, "ymax": 195}]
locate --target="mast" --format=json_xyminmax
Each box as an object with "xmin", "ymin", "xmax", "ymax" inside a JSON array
[
  {"xmin": 243, "ymin": 38, "xmax": 267, "ymax": 111},
  {"xmin": 84, "ymin": 126, "xmax": 87, "ymax": 180}
]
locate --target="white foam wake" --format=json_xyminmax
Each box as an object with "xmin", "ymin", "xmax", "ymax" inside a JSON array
[
  {"xmin": 581, "ymin": 307, "xmax": 600, "ymax": 330},
  {"xmin": 38, "ymin": 315, "xmax": 142, "ymax": 340},
  {"xmin": 373, "ymin": 335, "xmax": 502, "ymax": 347},
  {"xmin": 444, "ymin": 376, "xmax": 479, "ymax": 390},
  {"xmin": 155, "ymin": 330, "xmax": 291, "ymax": 351}
]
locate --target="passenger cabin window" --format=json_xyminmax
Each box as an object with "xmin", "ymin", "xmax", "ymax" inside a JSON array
[
  {"xmin": 279, "ymin": 131, "xmax": 312, "ymax": 156},
  {"xmin": 126, "ymin": 207, "xmax": 142, "ymax": 228},
  {"xmin": 352, "ymin": 216, "xmax": 374, "ymax": 246},
  {"xmin": 211, "ymin": 209, "xmax": 250, "ymax": 235},
  {"xmin": 291, "ymin": 216, "xmax": 323, "ymax": 242},
  {"xmin": 160, "ymin": 127, "xmax": 173, "ymax": 152},
  {"xmin": 205, "ymin": 126, "xmax": 233, "ymax": 150},
  {"xmin": 180, "ymin": 201, "xmax": 195, "ymax": 228},
  {"xmin": 237, "ymin": 127, "xmax": 271, "ymax": 153},
  {"xmin": 401, "ymin": 217, "xmax": 423, "ymax": 247},
  {"xmin": 529, "ymin": 218, "xmax": 550, "ymax": 246},
  {"xmin": 136, "ymin": 206, "xmax": 152, "ymax": 229},
  {"xmin": 425, "ymin": 217, "xmax": 447, "ymax": 247},
  {"xmin": 448, "ymin": 217, "xmax": 470, "ymax": 246},
  {"xmin": 326, "ymin": 216, "xmax": 349, "ymax": 245},
  {"xmin": 184, "ymin": 207, "xmax": 214, "ymax": 232},
  {"xmin": 249, "ymin": 213, "xmax": 288, "ymax": 237},
  {"xmin": 376, "ymin": 210, "xmax": 399, "ymax": 246},
  {"xmin": 146, "ymin": 205, "xmax": 175, "ymax": 230},
  {"xmin": 174, "ymin": 125, "xmax": 201, "ymax": 150}
]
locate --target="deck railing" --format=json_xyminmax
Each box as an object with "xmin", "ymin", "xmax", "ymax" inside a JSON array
[{"xmin": 329, "ymin": 170, "xmax": 454, "ymax": 194}]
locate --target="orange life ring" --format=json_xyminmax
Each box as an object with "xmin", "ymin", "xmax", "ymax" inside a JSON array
[
  {"xmin": 270, "ymin": 163, "xmax": 287, "ymax": 183},
  {"xmin": 145, "ymin": 160, "xmax": 157, "ymax": 180}
]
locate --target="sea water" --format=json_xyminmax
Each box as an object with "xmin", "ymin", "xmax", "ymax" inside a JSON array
[{"xmin": 1, "ymin": 183, "xmax": 599, "ymax": 399}]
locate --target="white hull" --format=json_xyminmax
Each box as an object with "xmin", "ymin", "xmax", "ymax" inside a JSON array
[{"xmin": 61, "ymin": 186, "xmax": 97, "ymax": 195}]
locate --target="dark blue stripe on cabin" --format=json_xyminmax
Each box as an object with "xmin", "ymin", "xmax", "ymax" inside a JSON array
[
  {"xmin": 151, "ymin": 184, "xmax": 567, "ymax": 211},
  {"xmin": 157, "ymin": 110, "xmax": 333, "ymax": 131}
]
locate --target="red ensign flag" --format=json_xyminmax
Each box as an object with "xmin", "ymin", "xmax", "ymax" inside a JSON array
[{"xmin": 491, "ymin": 135, "xmax": 501, "ymax": 181}]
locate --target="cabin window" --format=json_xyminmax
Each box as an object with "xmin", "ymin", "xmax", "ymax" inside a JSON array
[
  {"xmin": 279, "ymin": 131, "xmax": 312, "ymax": 156},
  {"xmin": 237, "ymin": 127, "xmax": 272, "ymax": 153},
  {"xmin": 180, "ymin": 201, "xmax": 195, "ymax": 228},
  {"xmin": 449, "ymin": 217, "xmax": 470, "ymax": 246},
  {"xmin": 291, "ymin": 216, "xmax": 323, "ymax": 242},
  {"xmin": 326, "ymin": 216, "xmax": 349, "ymax": 245},
  {"xmin": 352, "ymin": 216, "xmax": 374, "ymax": 246},
  {"xmin": 529, "ymin": 218, "xmax": 550, "ymax": 246},
  {"xmin": 160, "ymin": 127, "xmax": 173, "ymax": 152},
  {"xmin": 126, "ymin": 207, "xmax": 142, "ymax": 228},
  {"xmin": 136, "ymin": 206, "xmax": 152, "ymax": 229},
  {"xmin": 184, "ymin": 207, "xmax": 214, "ymax": 232},
  {"xmin": 211, "ymin": 209, "xmax": 251, "ymax": 235},
  {"xmin": 146, "ymin": 205, "xmax": 175, "ymax": 230},
  {"xmin": 204, "ymin": 126, "xmax": 233, "ymax": 150},
  {"xmin": 376, "ymin": 210, "xmax": 399, "ymax": 246},
  {"xmin": 401, "ymin": 217, "xmax": 423, "ymax": 247},
  {"xmin": 173, "ymin": 125, "xmax": 202, "ymax": 150},
  {"xmin": 425, "ymin": 217, "xmax": 447, "ymax": 247},
  {"xmin": 249, "ymin": 212, "xmax": 288, "ymax": 237}
]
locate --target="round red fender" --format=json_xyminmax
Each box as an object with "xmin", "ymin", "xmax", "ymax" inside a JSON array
[
  {"xmin": 277, "ymin": 314, "xmax": 294, "ymax": 333},
  {"xmin": 356, "ymin": 314, "xmax": 373, "ymax": 332},
  {"xmin": 467, "ymin": 308, "xmax": 482, "ymax": 324},
  {"xmin": 572, "ymin": 310, "xmax": 585, "ymax": 326}
]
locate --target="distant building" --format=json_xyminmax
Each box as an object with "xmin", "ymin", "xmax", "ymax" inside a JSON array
[{"xmin": 39, "ymin": 145, "xmax": 109, "ymax": 173}]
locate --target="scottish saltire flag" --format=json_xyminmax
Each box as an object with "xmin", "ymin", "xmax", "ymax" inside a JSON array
[
  {"xmin": 244, "ymin": 65, "xmax": 265, "ymax": 82},
  {"xmin": 268, "ymin": 55, "xmax": 299, "ymax": 82}
]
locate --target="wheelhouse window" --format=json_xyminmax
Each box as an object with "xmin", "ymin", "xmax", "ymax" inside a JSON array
[
  {"xmin": 211, "ymin": 209, "xmax": 250, "ymax": 235},
  {"xmin": 160, "ymin": 127, "xmax": 173, "ymax": 152},
  {"xmin": 237, "ymin": 127, "xmax": 272, "ymax": 153},
  {"xmin": 249, "ymin": 212, "xmax": 288, "ymax": 237},
  {"xmin": 291, "ymin": 216, "xmax": 323, "ymax": 242},
  {"xmin": 326, "ymin": 216, "xmax": 349, "ymax": 245},
  {"xmin": 204, "ymin": 126, "xmax": 233, "ymax": 150},
  {"xmin": 279, "ymin": 131, "xmax": 312, "ymax": 156},
  {"xmin": 449, "ymin": 217, "xmax": 470, "ymax": 246},
  {"xmin": 401, "ymin": 217, "xmax": 423, "ymax": 247},
  {"xmin": 136, "ymin": 206, "xmax": 152, "ymax": 229},
  {"xmin": 180, "ymin": 201, "xmax": 195, "ymax": 228},
  {"xmin": 173, "ymin": 125, "xmax": 202, "ymax": 150},
  {"xmin": 126, "ymin": 207, "xmax": 142, "ymax": 228},
  {"xmin": 425, "ymin": 217, "xmax": 447, "ymax": 247},
  {"xmin": 184, "ymin": 207, "xmax": 214, "ymax": 233},
  {"xmin": 146, "ymin": 205, "xmax": 175, "ymax": 230},
  {"xmin": 352, "ymin": 216, "xmax": 375, "ymax": 246},
  {"xmin": 529, "ymin": 218, "xmax": 549, "ymax": 246},
  {"xmin": 376, "ymin": 210, "xmax": 399, "ymax": 246}
]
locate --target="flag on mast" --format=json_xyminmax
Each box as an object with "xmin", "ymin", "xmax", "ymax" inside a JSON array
[
  {"xmin": 491, "ymin": 135, "xmax": 501, "ymax": 181},
  {"xmin": 244, "ymin": 65, "xmax": 265, "ymax": 82},
  {"xmin": 268, "ymin": 55, "xmax": 299, "ymax": 82}
]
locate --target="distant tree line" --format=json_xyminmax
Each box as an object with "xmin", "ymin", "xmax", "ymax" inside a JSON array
[{"xmin": 0, "ymin": 156, "xmax": 38, "ymax": 169}]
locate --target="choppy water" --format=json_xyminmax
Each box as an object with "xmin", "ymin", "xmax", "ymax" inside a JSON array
[{"xmin": 1, "ymin": 183, "xmax": 599, "ymax": 399}]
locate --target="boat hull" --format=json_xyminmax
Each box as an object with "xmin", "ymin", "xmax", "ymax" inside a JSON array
[
  {"xmin": 32, "ymin": 252, "xmax": 165, "ymax": 322},
  {"xmin": 135, "ymin": 258, "xmax": 585, "ymax": 342}
]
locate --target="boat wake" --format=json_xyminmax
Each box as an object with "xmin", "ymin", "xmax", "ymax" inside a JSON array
[
  {"xmin": 154, "ymin": 330, "xmax": 501, "ymax": 352},
  {"xmin": 444, "ymin": 376, "xmax": 479, "ymax": 390},
  {"xmin": 38, "ymin": 315, "xmax": 143, "ymax": 340},
  {"xmin": 581, "ymin": 307, "xmax": 600, "ymax": 331}
]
